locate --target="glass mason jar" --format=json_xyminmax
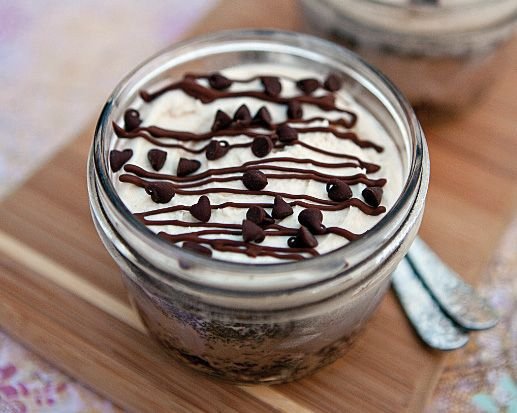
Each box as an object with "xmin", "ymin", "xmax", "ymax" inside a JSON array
[
  {"xmin": 87, "ymin": 30, "xmax": 430, "ymax": 384},
  {"xmin": 300, "ymin": 0, "xmax": 517, "ymax": 113}
]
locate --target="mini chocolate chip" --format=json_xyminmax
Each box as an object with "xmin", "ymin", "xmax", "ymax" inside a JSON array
[
  {"xmin": 109, "ymin": 149, "xmax": 133, "ymax": 172},
  {"xmin": 272, "ymin": 195, "xmax": 293, "ymax": 219},
  {"xmin": 276, "ymin": 124, "xmax": 298, "ymax": 143},
  {"xmin": 287, "ymin": 100, "xmax": 303, "ymax": 119},
  {"xmin": 298, "ymin": 226, "xmax": 318, "ymax": 248},
  {"xmin": 362, "ymin": 187, "xmax": 383, "ymax": 207},
  {"xmin": 324, "ymin": 74, "xmax": 342, "ymax": 92},
  {"xmin": 211, "ymin": 110, "xmax": 232, "ymax": 132},
  {"xmin": 296, "ymin": 78, "xmax": 321, "ymax": 94},
  {"xmin": 208, "ymin": 73, "xmax": 232, "ymax": 90},
  {"xmin": 251, "ymin": 106, "xmax": 272, "ymax": 128},
  {"xmin": 182, "ymin": 241, "xmax": 212, "ymax": 257},
  {"xmin": 145, "ymin": 181, "xmax": 175, "ymax": 204},
  {"xmin": 242, "ymin": 219, "xmax": 265, "ymax": 243},
  {"xmin": 147, "ymin": 149, "xmax": 167, "ymax": 171},
  {"xmin": 298, "ymin": 208, "xmax": 326, "ymax": 234},
  {"xmin": 242, "ymin": 170, "xmax": 268, "ymax": 191},
  {"xmin": 251, "ymin": 136, "xmax": 273, "ymax": 158},
  {"xmin": 288, "ymin": 226, "xmax": 318, "ymax": 248},
  {"xmin": 246, "ymin": 206, "xmax": 274, "ymax": 227},
  {"xmin": 206, "ymin": 140, "xmax": 229, "ymax": 160},
  {"xmin": 189, "ymin": 195, "xmax": 211, "ymax": 222},
  {"xmin": 233, "ymin": 104, "xmax": 252, "ymax": 127},
  {"xmin": 261, "ymin": 76, "xmax": 282, "ymax": 97},
  {"xmin": 246, "ymin": 206, "xmax": 265, "ymax": 225},
  {"xmin": 177, "ymin": 158, "xmax": 201, "ymax": 177},
  {"xmin": 124, "ymin": 109, "xmax": 141, "ymax": 132},
  {"xmin": 261, "ymin": 213, "xmax": 275, "ymax": 227},
  {"xmin": 326, "ymin": 179, "xmax": 353, "ymax": 202}
]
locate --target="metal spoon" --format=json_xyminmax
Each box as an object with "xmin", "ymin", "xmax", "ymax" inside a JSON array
[
  {"xmin": 392, "ymin": 258, "xmax": 469, "ymax": 350},
  {"xmin": 406, "ymin": 237, "xmax": 499, "ymax": 330}
]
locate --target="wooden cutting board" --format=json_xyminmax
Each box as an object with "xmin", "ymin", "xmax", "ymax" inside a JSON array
[{"xmin": 1, "ymin": 1, "xmax": 516, "ymax": 412}]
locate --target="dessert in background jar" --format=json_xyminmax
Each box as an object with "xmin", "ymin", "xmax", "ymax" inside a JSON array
[
  {"xmin": 88, "ymin": 30, "xmax": 429, "ymax": 384},
  {"xmin": 300, "ymin": 0, "xmax": 517, "ymax": 113}
]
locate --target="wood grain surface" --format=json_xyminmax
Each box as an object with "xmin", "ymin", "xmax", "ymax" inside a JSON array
[{"xmin": 1, "ymin": 1, "xmax": 516, "ymax": 412}]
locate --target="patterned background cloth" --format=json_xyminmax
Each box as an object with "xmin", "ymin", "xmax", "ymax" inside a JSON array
[
  {"xmin": 427, "ymin": 218, "xmax": 517, "ymax": 413},
  {"xmin": 0, "ymin": 1, "xmax": 216, "ymax": 411},
  {"xmin": 0, "ymin": 0, "xmax": 216, "ymax": 198},
  {"xmin": 0, "ymin": 1, "xmax": 515, "ymax": 412}
]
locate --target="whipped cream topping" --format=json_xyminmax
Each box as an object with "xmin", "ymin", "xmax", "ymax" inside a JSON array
[{"xmin": 110, "ymin": 64, "xmax": 404, "ymax": 263}]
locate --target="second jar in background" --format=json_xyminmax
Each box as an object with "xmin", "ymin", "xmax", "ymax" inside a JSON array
[{"xmin": 301, "ymin": 0, "xmax": 517, "ymax": 113}]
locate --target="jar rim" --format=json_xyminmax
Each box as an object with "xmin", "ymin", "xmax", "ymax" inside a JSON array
[
  {"xmin": 90, "ymin": 29, "xmax": 427, "ymax": 290},
  {"xmin": 362, "ymin": 0, "xmax": 512, "ymax": 11}
]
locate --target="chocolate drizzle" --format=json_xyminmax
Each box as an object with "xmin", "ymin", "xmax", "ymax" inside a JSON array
[
  {"xmin": 113, "ymin": 122, "xmax": 382, "ymax": 165},
  {"xmin": 112, "ymin": 71, "xmax": 390, "ymax": 261},
  {"xmin": 119, "ymin": 173, "xmax": 385, "ymax": 205},
  {"xmin": 139, "ymin": 74, "xmax": 357, "ymax": 120},
  {"xmin": 122, "ymin": 163, "xmax": 385, "ymax": 189}
]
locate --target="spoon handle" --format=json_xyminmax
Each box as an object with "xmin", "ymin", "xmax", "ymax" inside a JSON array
[
  {"xmin": 406, "ymin": 237, "xmax": 499, "ymax": 330},
  {"xmin": 392, "ymin": 259, "xmax": 469, "ymax": 350}
]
